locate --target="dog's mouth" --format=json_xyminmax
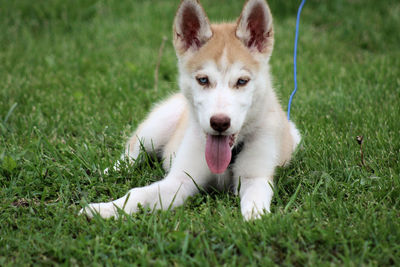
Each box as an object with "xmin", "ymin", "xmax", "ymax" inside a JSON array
[{"xmin": 205, "ymin": 134, "xmax": 236, "ymax": 174}]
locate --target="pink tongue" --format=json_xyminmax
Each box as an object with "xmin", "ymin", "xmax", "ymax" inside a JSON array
[{"xmin": 205, "ymin": 134, "xmax": 232, "ymax": 174}]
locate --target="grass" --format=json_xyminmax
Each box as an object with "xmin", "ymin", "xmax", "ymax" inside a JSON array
[{"xmin": 1, "ymin": 0, "xmax": 399, "ymax": 265}]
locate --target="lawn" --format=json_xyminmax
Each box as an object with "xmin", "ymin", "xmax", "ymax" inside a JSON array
[{"xmin": 1, "ymin": 0, "xmax": 399, "ymax": 265}]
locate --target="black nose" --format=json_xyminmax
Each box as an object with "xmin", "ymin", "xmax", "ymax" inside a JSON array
[{"xmin": 210, "ymin": 114, "xmax": 231, "ymax": 132}]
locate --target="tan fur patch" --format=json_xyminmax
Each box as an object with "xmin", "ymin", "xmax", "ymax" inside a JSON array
[{"xmin": 186, "ymin": 23, "xmax": 260, "ymax": 72}]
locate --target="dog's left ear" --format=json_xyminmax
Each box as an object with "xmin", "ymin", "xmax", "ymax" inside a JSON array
[
  {"xmin": 236, "ymin": 0, "xmax": 274, "ymax": 54},
  {"xmin": 173, "ymin": 0, "xmax": 212, "ymax": 55}
]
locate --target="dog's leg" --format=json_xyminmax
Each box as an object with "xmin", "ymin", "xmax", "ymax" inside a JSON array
[
  {"xmin": 233, "ymin": 135, "xmax": 278, "ymax": 221},
  {"xmin": 236, "ymin": 177, "xmax": 274, "ymax": 221},
  {"xmin": 80, "ymin": 177, "xmax": 197, "ymax": 218},
  {"xmin": 81, "ymin": 123, "xmax": 212, "ymax": 218},
  {"xmin": 105, "ymin": 94, "xmax": 187, "ymax": 173}
]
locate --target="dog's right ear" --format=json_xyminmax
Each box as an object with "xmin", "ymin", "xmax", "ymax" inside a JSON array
[{"xmin": 173, "ymin": 0, "xmax": 212, "ymax": 55}]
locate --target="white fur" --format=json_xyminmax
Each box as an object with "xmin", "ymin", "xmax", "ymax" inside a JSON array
[
  {"xmin": 80, "ymin": 0, "xmax": 301, "ymax": 221},
  {"xmin": 181, "ymin": 60, "xmax": 255, "ymax": 137}
]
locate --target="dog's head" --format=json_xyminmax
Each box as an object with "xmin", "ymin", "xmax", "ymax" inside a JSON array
[{"xmin": 173, "ymin": 0, "xmax": 274, "ymax": 173}]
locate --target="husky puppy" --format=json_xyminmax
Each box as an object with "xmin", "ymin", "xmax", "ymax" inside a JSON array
[{"xmin": 80, "ymin": 0, "xmax": 301, "ymax": 220}]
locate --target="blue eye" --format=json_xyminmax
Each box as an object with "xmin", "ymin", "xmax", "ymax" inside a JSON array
[
  {"xmin": 196, "ymin": 76, "xmax": 209, "ymax": 86},
  {"xmin": 236, "ymin": 78, "xmax": 249, "ymax": 86}
]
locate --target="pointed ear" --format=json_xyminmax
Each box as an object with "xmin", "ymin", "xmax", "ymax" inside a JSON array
[
  {"xmin": 173, "ymin": 0, "xmax": 212, "ymax": 55},
  {"xmin": 236, "ymin": 0, "xmax": 274, "ymax": 54}
]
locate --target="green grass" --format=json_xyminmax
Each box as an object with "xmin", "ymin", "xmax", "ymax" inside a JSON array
[{"xmin": 1, "ymin": 0, "xmax": 399, "ymax": 265}]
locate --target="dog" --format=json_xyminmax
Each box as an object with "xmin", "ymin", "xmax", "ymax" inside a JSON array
[{"xmin": 80, "ymin": 0, "xmax": 301, "ymax": 221}]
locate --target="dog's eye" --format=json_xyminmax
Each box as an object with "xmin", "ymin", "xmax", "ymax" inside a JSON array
[
  {"xmin": 236, "ymin": 78, "xmax": 249, "ymax": 87},
  {"xmin": 196, "ymin": 76, "xmax": 210, "ymax": 86}
]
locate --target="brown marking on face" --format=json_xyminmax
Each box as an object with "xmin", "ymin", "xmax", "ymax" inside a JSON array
[{"xmin": 186, "ymin": 23, "xmax": 260, "ymax": 73}]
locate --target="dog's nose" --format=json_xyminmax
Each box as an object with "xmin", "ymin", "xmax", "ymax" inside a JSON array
[{"xmin": 210, "ymin": 114, "xmax": 231, "ymax": 132}]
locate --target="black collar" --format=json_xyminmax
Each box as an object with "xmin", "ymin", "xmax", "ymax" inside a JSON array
[{"xmin": 230, "ymin": 141, "xmax": 244, "ymax": 165}]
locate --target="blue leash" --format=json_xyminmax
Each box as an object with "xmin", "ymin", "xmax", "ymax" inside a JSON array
[{"xmin": 287, "ymin": 0, "xmax": 306, "ymax": 121}]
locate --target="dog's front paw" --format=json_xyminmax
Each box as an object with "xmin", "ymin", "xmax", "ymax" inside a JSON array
[
  {"xmin": 241, "ymin": 201, "xmax": 270, "ymax": 221},
  {"xmin": 79, "ymin": 202, "xmax": 117, "ymax": 219}
]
